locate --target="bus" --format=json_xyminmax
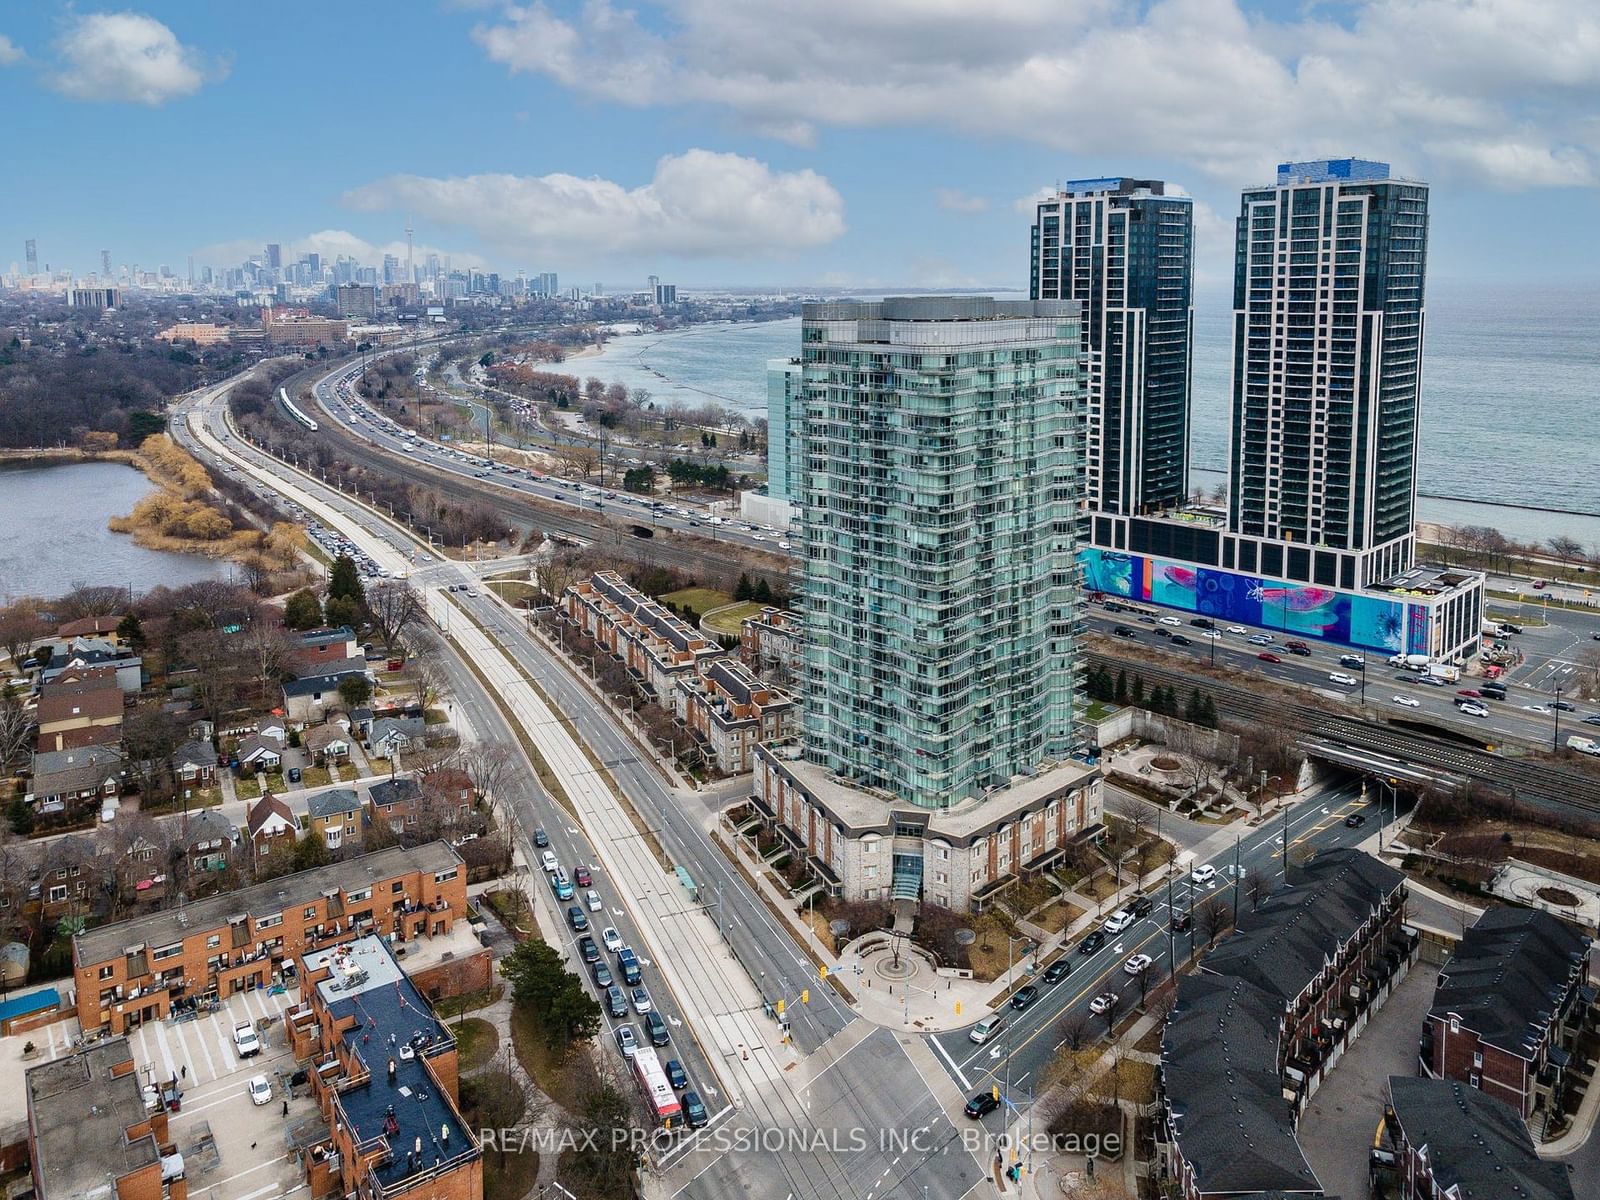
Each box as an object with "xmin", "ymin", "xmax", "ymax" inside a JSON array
[{"xmin": 631, "ymin": 1047, "xmax": 682, "ymax": 1128}]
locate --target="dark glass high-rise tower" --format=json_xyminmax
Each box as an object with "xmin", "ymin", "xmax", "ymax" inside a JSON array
[
  {"xmin": 1228, "ymin": 158, "xmax": 1428, "ymax": 584},
  {"xmin": 1031, "ymin": 179, "xmax": 1193, "ymax": 516}
]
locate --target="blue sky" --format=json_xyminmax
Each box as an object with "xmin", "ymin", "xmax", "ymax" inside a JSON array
[{"xmin": 3, "ymin": 1, "xmax": 1597, "ymax": 292}]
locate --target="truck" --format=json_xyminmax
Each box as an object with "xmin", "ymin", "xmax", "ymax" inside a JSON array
[
  {"xmin": 1426, "ymin": 662, "xmax": 1461, "ymax": 683},
  {"xmin": 1567, "ymin": 736, "xmax": 1600, "ymax": 757},
  {"xmin": 1388, "ymin": 653, "xmax": 1431, "ymax": 670}
]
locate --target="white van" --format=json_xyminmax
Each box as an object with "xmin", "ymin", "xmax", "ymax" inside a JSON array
[{"xmin": 969, "ymin": 1016, "xmax": 1004, "ymax": 1044}]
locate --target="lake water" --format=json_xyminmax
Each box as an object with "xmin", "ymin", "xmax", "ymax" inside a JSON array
[
  {"xmin": 585, "ymin": 282, "xmax": 1600, "ymax": 542},
  {"xmin": 0, "ymin": 461, "xmax": 226, "ymax": 603}
]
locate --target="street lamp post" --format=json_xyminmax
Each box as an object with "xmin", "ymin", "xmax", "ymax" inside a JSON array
[{"xmin": 1553, "ymin": 685, "xmax": 1563, "ymax": 752}]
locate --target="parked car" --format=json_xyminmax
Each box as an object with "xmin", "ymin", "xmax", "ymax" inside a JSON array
[
  {"xmin": 1191, "ymin": 864, "xmax": 1217, "ymax": 884},
  {"xmin": 1043, "ymin": 959, "xmax": 1072, "ymax": 985},
  {"xmin": 1124, "ymin": 953, "xmax": 1153, "ymax": 975},
  {"xmin": 248, "ymin": 1074, "xmax": 272, "ymax": 1105},
  {"xmin": 234, "ymin": 1024, "xmax": 260, "ymax": 1059},
  {"xmin": 1010, "ymin": 985, "xmax": 1040, "ymax": 1011},
  {"xmin": 286, "ymin": 766, "xmax": 302, "ymax": 783},
  {"xmin": 1103, "ymin": 909, "xmax": 1135, "ymax": 934},
  {"xmin": 1089, "ymin": 992, "xmax": 1120, "ymax": 1015}
]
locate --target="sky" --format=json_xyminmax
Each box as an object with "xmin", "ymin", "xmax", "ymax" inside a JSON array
[{"xmin": 2, "ymin": 1, "xmax": 1598, "ymax": 293}]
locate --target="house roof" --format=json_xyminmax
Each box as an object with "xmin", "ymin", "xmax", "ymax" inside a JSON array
[
  {"xmin": 172, "ymin": 740, "xmax": 213, "ymax": 768},
  {"xmin": 246, "ymin": 792, "xmax": 295, "ymax": 838},
  {"xmin": 39, "ymin": 666, "xmax": 119, "ymax": 694},
  {"xmin": 303, "ymin": 724, "xmax": 349, "ymax": 751},
  {"xmin": 1161, "ymin": 973, "xmax": 1322, "ymax": 1196},
  {"xmin": 306, "ymin": 788, "xmax": 361, "ymax": 819},
  {"xmin": 255, "ymin": 716, "xmax": 286, "ymax": 737},
  {"xmin": 54, "ymin": 615, "xmax": 121, "ymax": 639},
  {"xmin": 1430, "ymin": 905, "xmax": 1590, "ymax": 1058},
  {"xmin": 371, "ymin": 716, "xmax": 426, "ymax": 743},
  {"xmin": 283, "ymin": 664, "xmax": 366, "ymax": 697},
  {"xmin": 296, "ymin": 625, "xmax": 355, "ymax": 649},
  {"xmin": 36, "ymin": 686, "xmax": 122, "ymax": 726},
  {"xmin": 1388, "ymin": 1076, "xmax": 1575, "ymax": 1200},
  {"xmin": 73, "ymin": 842, "xmax": 464, "ymax": 967},
  {"xmin": 183, "ymin": 808, "xmax": 237, "ymax": 844},
  {"xmin": 1201, "ymin": 848, "xmax": 1404, "ymax": 1005},
  {"xmin": 237, "ymin": 733, "xmax": 283, "ymax": 761},
  {"xmin": 27, "ymin": 1038, "xmax": 160, "ymax": 1200},
  {"xmin": 369, "ymin": 777, "xmax": 422, "ymax": 809},
  {"xmin": 291, "ymin": 653, "xmax": 367, "ymax": 681}
]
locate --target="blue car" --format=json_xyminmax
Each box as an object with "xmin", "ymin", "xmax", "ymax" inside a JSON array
[{"xmin": 664, "ymin": 1059, "xmax": 688, "ymax": 1090}]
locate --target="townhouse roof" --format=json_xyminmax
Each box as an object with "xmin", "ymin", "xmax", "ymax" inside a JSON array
[
  {"xmin": 1201, "ymin": 848, "xmax": 1404, "ymax": 1005},
  {"xmin": 369, "ymin": 777, "xmax": 422, "ymax": 809},
  {"xmin": 707, "ymin": 658, "xmax": 760, "ymax": 705},
  {"xmin": 1430, "ymin": 905, "xmax": 1590, "ymax": 1058},
  {"xmin": 306, "ymin": 788, "xmax": 362, "ymax": 819},
  {"xmin": 245, "ymin": 791, "xmax": 295, "ymax": 838},
  {"xmin": 586, "ymin": 571, "xmax": 709, "ymax": 654},
  {"xmin": 1387, "ymin": 1076, "xmax": 1575, "ymax": 1200},
  {"xmin": 26, "ymin": 1038, "xmax": 160, "ymax": 1200},
  {"xmin": 73, "ymin": 842, "xmax": 463, "ymax": 967},
  {"xmin": 1160, "ymin": 973, "xmax": 1322, "ymax": 1196},
  {"xmin": 36, "ymin": 685, "xmax": 123, "ymax": 726}
]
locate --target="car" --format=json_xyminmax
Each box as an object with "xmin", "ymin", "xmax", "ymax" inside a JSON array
[
  {"xmin": 683, "ymin": 1090, "xmax": 709, "ymax": 1128},
  {"xmin": 1010, "ymin": 985, "xmax": 1040, "ymax": 1011},
  {"xmin": 534, "ymin": 829, "xmax": 550, "ymax": 848},
  {"xmin": 1552, "ymin": 700, "xmax": 1577, "ymax": 712},
  {"xmin": 1419, "ymin": 675, "xmax": 1447, "ymax": 687},
  {"xmin": 552, "ymin": 874, "xmax": 574, "ymax": 901},
  {"xmin": 591, "ymin": 960, "xmax": 614, "ymax": 988},
  {"xmin": 1078, "ymin": 930, "xmax": 1107, "ymax": 955},
  {"xmin": 1154, "ymin": 627, "xmax": 1172, "ymax": 638},
  {"xmin": 1328, "ymin": 672, "xmax": 1359, "ymax": 686},
  {"xmin": 540, "ymin": 849, "xmax": 558, "ymax": 872},
  {"xmin": 1458, "ymin": 702, "xmax": 1489, "ymax": 717},
  {"xmin": 1138, "ymin": 615, "xmax": 1156, "ymax": 624},
  {"xmin": 965, "ymin": 1091, "xmax": 1000, "ymax": 1119},
  {"xmin": 1042, "ymin": 959, "xmax": 1072, "ymax": 985},
  {"xmin": 969, "ymin": 1016, "xmax": 1004, "ymax": 1044},
  {"xmin": 1534, "ymin": 580, "xmax": 1547, "ymax": 589},
  {"xmin": 1284, "ymin": 640, "xmax": 1310, "ymax": 652},
  {"xmin": 1456, "ymin": 688, "xmax": 1481, "ymax": 699},
  {"xmin": 644, "ymin": 1011, "xmax": 670, "ymax": 1046},
  {"xmin": 574, "ymin": 866, "xmax": 593, "ymax": 887},
  {"xmin": 234, "ymin": 1023, "xmax": 261, "ymax": 1058},
  {"xmin": 1500, "ymin": 623, "xmax": 1523, "ymax": 635},
  {"xmin": 1113, "ymin": 625, "xmax": 1138, "ymax": 638},
  {"xmin": 1170, "ymin": 634, "xmax": 1193, "ymax": 646},
  {"xmin": 248, "ymin": 1074, "xmax": 272, "ymax": 1106},
  {"xmin": 605, "ymin": 986, "xmax": 628, "ymax": 1018},
  {"xmin": 1258, "ymin": 652, "xmax": 1283, "ymax": 663},
  {"xmin": 615, "ymin": 1024, "xmax": 640, "ymax": 1057},
  {"xmin": 286, "ymin": 766, "xmax": 302, "ymax": 783},
  {"xmin": 1191, "ymin": 864, "xmax": 1217, "ymax": 884},
  {"xmin": 1123, "ymin": 953, "xmax": 1153, "ymax": 975},
  {"xmin": 1285, "ymin": 644, "xmax": 1312, "ymax": 656},
  {"xmin": 1225, "ymin": 625, "xmax": 1248, "ymax": 635},
  {"xmin": 1200, "ymin": 629, "xmax": 1223, "ymax": 640},
  {"xmin": 1103, "ymin": 909, "xmax": 1135, "ymax": 934},
  {"xmin": 1247, "ymin": 633, "xmax": 1274, "ymax": 645},
  {"xmin": 577, "ymin": 935, "xmax": 600, "ymax": 963},
  {"xmin": 631, "ymin": 986, "xmax": 653, "ymax": 1014},
  {"xmin": 1129, "ymin": 895, "xmax": 1154, "ymax": 918},
  {"xmin": 1523, "ymin": 704, "xmax": 1552, "ymax": 714},
  {"xmin": 1088, "ymin": 992, "xmax": 1120, "ymax": 1015},
  {"xmin": 1345, "ymin": 813, "xmax": 1367, "ymax": 827},
  {"xmin": 1189, "ymin": 617, "xmax": 1215, "ymax": 629},
  {"xmin": 665, "ymin": 1058, "xmax": 689, "ymax": 1089},
  {"xmin": 1339, "ymin": 654, "xmax": 1366, "ymax": 667},
  {"xmin": 1584, "ymin": 716, "xmax": 1600, "ymax": 727},
  {"xmin": 1170, "ymin": 911, "xmax": 1192, "ymax": 932},
  {"xmin": 1392, "ymin": 695, "xmax": 1421, "ymax": 707},
  {"xmin": 602, "ymin": 927, "xmax": 624, "ymax": 953},
  {"xmin": 585, "ymin": 889, "xmax": 603, "ymax": 912}
]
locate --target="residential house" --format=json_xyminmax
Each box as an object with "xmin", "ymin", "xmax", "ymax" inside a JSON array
[
  {"xmin": 255, "ymin": 715, "xmax": 288, "ymax": 743},
  {"xmin": 171, "ymin": 740, "xmax": 217, "ymax": 785},
  {"xmin": 283, "ymin": 662, "xmax": 369, "ymax": 724},
  {"xmin": 369, "ymin": 716, "xmax": 426, "ymax": 759},
  {"xmin": 245, "ymin": 792, "xmax": 298, "ymax": 857},
  {"xmin": 1379, "ymin": 1075, "xmax": 1575, "ymax": 1200},
  {"xmin": 40, "ymin": 638, "xmax": 142, "ymax": 693},
  {"xmin": 35, "ymin": 835, "xmax": 98, "ymax": 917},
  {"xmin": 680, "ymin": 659, "xmax": 797, "ymax": 773},
  {"xmin": 291, "ymin": 625, "xmax": 359, "ymax": 673},
  {"xmin": 303, "ymin": 723, "xmax": 351, "ymax": 765},
  {"xmin": 307, "ymin": 788, "xmax": 363, "ymax": 852},
  {"xmin": 182, "ymin": 809, "xmax": 238, "ymax": 874},
  {"xmin": 739, "ymin": 606, "xmax": 802, "ymax": 684},
  {"xmin": 53, "ymin": 615, "xmax": 122, "ymax": 640},
  {"xmin": 25, "ymin": 1038, "xmax": 177, "ymax": 1200},
  {"xmin": 27, "ymin": 743, "xmax": 124, "ymax": 817},
  {"xmin": 72, "ymin": 842, "xmax": 470, "ymax": 1034},
  {"xmin": 348, "ymin": 706, "xmax": 374, "ymax": 738},
  {"xmin": 35, "ymin": 681, "xmax": 123, "ymax": 753},
  {"xmin": 1423, "ymin": 905, "xmax": 1593, "ymax": 1119},
  {"xmin": 368, "ymin": 777, "xmax": 422, "ymax": 836},
  {"xmin": 235, "ymin": 733, "xmax": 283, "ymax": 772}
]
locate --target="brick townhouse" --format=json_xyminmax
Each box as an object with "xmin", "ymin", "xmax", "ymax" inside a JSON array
[
  {"xmin": 680, "ymin": 659, "xmax": 797, "ymax": 774},
  {"xmin": 26, "ymin": 1036, "xmax": 184, "ymax": 1200},
  {"xmin": 738, "ymin": 606, "xmax": 802, "ymax": 684},
  {"xmin": 1156, "ymin": 848, "xmax": 1417, "ymax": 1199},
  {"xmin": 72, "ymin": 842, "xmax": 469, "ymax": 1035},
  {"xmin": 285, "ymin": 935, "xmax": 481, "ymax": 1200},
  {"xmin": 1378, "ymin": 1076, "xmax": 1574, "ymax": 1200},
  {"xmin": 562, "ymin": 572, "xmax": 724, "ymax": 702},
  {"xmin": 1422, "ymin": 905, "xmax": 1593, "ymax": 1120}
]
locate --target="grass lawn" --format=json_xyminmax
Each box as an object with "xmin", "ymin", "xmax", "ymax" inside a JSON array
[
  {"xmin": 487, "ymin": 580, "xmax": 539, "ymax": 606},
  {"xmin": 299, "ymin": 766, "xmax": 332, "ymax": 788},
  {"xmin": 702, "ymin": 600, "xmax": 765, "ymax": 636},
  {"xmin": 1083, "ymin": 700, "xmax": 1118, "ymax": 722},
  {"xmin": 485, "ymin": 890, "xmax": 535, "ymax": 937},
  {"xmin": 435, "ymin": 982, "xmax": 505, "ymax": 1019},
  {"xmin": 452, "ymin": 1017, "xmax": 500, "ymax": 1071},
  {"xmin": 509, "ymin": 1003, "xmax": 603, "ymax": 1114},
  {"xmin": 660, "ymin": 586, "xmax": 734, "ymax": 622},
  {"xmin": 234, "ymin": 772, "xmax": 285, "ymax": 800},
  {"xmin": 1033, "ymin": 899, "xmax": 1086, "ymax": 935}
]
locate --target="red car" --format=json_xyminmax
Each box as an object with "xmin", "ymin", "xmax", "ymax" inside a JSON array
[
  {"xmin": 1456, "ymin": 688, "xmax": 1481, "ymax": 699},
  {"xmin": 574, "ymin": 866, "xmax": 593, "ymax": 887},
  {"xmin": 1533, "ymin": 580, "xmax": 1547, "ymax": 590},
  {"xmin": 1257, "ymin": 652, "xmax": 1283, "ymax": 663}
]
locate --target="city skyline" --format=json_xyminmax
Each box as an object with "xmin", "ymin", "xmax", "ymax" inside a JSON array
[{"xmin": 2, "ymin": 3, "xmax": 1598, "ymax": 288}]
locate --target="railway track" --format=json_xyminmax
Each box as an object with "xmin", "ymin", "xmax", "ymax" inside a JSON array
[{"xmin": 1086, "ymin": 649, "xmax": 1600, "ymax": 816}]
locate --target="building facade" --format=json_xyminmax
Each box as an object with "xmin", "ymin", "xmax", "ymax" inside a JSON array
[
  {"xmin": 1031, "ymin": 178, "xmax": 1193, "ymax": 516},
  {"xmin": 71, "ymin": 843, "xmax": 468, "ymax": 1034},
  {"xmin": 679, "ymin": 659, "xmax": 797, "ymax": 774},
  {"xmin": 1229, "ymin": 158, "xmax": 1428, "ymax": 585},
  {"xmin": 739, "ymin": 606, "xmax": 802, "ymax": 686},
  {"xmin": 562, "ymin": 572, "xmax": 725, "ymax": 702},
  {"xmin": 765, "ymin": 357, "xmax": 803, "ymax": 503},
  {"xmin": 797, "ymin": 296, "xmax": 1086, "ymax": 809}
]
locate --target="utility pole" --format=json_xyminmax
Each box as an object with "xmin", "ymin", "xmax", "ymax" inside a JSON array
[
  {"xmin": 1166, "ymin": 863, "xmax": 1176, "ymax": 981},
  {"xmin": 1232, "ymin": 836, "xmax": 1241, "ymax": 925},
  {"xmin": 1281, "ymin": 804, "xmax": 1290, "ymax": 876}
]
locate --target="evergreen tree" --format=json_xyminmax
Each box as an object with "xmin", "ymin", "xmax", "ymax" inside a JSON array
[
  {"xmin": 1132, "ymin": 676, "xmax": 1145, "ymax": 705},
  {"xmin": 1186, "ymin": 688, "xmax": 1204, "ymax": 723},
  {"xmin": 283, "ymin": 588, "xmax": 323, "ymax": 630},
  {"xmin": 1115, "ymin": 670, "xmax": 1128, "ymax": 704},
  {"xmin": 753, "ymin": 578, "xmax": 773, "ymax": 603},
  {"xmin": 116, "ymin": 612, "xmax": 146, "ymax": 652},
  {"xmin": 734, "ymin": 573, "xmax": 753, "ymax": 602},
  {"xmin": 328, "ymin": 555, "xmax": 365, "ymax": 607}
]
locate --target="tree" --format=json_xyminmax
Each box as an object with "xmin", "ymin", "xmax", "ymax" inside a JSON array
[
  {"xmin": 363, "ymin": 581, "xmax": 421, "ymax": 653},
  {"xmin": 1195, "ymin": 895, "xmax": 1232, "ymax": 948},
  {"xmin": 0, "ymin": 601, "xmax": 48, "ymax": 668},
  {"xmin": 55, "ymin": 584, "xmax": 128, "ymax": 621},
  {"xmin": 1243, "ymin": 870, "xmax": 1270, "ymax": 911},
  {"xmin": 293, "ymin": 834, "xmax": 332, "ymax": 871},
  {"xmin": 460, "ymin": 743, "xmax": 514, "ymax": 805},
  {"xmin": 0, "ymin": 692, "xmax": 33, "ymax": 769},
  {"xmin": 239, "ymin": 615, "xmax": 294, "ymax": 707},
  {"xmin": 115, "ymin": 612, "xmax": 147, "ymax": 652},
  {"xmin": 1097, "ymin": 990, "xmax": 1123, "ymax": 1038},
  {"xmin": 283, "ymin": 588, "xmax": 323, "ymax": 630},
  {"xmin": 1058, "ymin": 1008, "xmax": 1093, "ymax": 1052},
  {"xmin": 324, "ymin": 594, "xmax": 360, "ymax": 629},
  {"xmin": 621, "ymin": 466, "xmax": 655, "ymax": 494},
  {"xmin": 734, "ymin": 573, "xmax": 754, "ymax": 601},
  {"xmin": 328, "ymin": 555, "xmax": 365, "ymax": 608},
  {"xmin": 338, "ymin": 674, "xmax": 373, "ymax": 710},
  {"xmin": 121, "ymin": 707, "xmax": 186, "ymax": 804},
  {"xmin": 462, "ymin": 1056, "xmax": 529, "ymax": 1168},
  {"xmin": 1548, "ymin": 535, "xmax": 1583, "ymax": 566},
  {"xmin": 565, "ymin": 1085, "xmax": 638, "ymax": 1199},
  {"xmin": 532, "ymin": 546, "xmax": 586, "ymax": 605}
]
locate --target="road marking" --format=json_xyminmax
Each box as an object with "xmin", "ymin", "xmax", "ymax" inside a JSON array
[{"xmin": 929, "ymin": 1036, "xmax": 971, "ymax": 1090}]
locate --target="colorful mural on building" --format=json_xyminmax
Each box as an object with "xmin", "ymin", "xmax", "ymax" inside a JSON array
[{"xmin": 1079, "ymin": 548, "xmax": 1425, "ymax": 655}]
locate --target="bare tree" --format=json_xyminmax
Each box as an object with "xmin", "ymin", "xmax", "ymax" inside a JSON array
[
  {"xmin": 0, "ymin": 692, "xmax": 33, "ymax": 769},
  {"xmin": 239, "ymin": 613, "xmax": 294, "ymax": 708},
  {"xmin": 459, "ymin": 742, "xmax": 515, "ymax": 805},
  {"xmin": 404, "ymin": 639, "xmax": 453, "ymax": 714},
  {"xmin": 364, "ymin": 581, "xmax": 422, "ymax": 653},
  {"xmin": 1243, "ymin": 870, "xmax": 1270, "ymax": 911},
  {"xmin": 1098, "ymin": 990, "xmax": 1123, "ymax": 1039},
  {"xmin": 1548, "ymin": 535, "xmax": 1583, "ymax": 567},
  {"xmin": 1195, "ymin": 895, "xmax": 1232, "ymax": 949},
  {"xmin": 121, "ymin": 707, "xmax": 187, "ymax": 804},
  {"xmin": 1058, "ymin": 1008, "xmax": 1093, "ymax": 1052},
  {"xmin": 0, "ymin": 600, "xmax": 48, "ymax": 668},
  {"xmin": 55, "ymin": 584, "xmax": 129, "ymax": 621}
]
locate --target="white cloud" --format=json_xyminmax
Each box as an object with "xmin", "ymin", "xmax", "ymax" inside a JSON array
[
  {"xmin": 1012, "ymin": 186, "xmax": 1058, "ymax": 215},
  {"xmin": 935, "ymin": 188, "xmax": 990, "ymax": 214},
  {"xmin": 470, "ymin": 0, "xmax": 1600, "ymax": 191},
  {"xmin": 0, "ymin": 34, "xmax": 24, "ymax": 66},
  {"xmin": 342, "ymin": 149, "xmax": 846, "ymax": 260},
  {"xmin": 51, "ymin": 12, "xmax": 220, "ymax": 105}
]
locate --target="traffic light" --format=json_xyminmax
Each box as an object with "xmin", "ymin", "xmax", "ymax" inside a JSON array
[
  {"xmin": 991, "ymin": 1085, "xmax": 999, "ymax": 1101},
  {"xmin": 819, "ymin": 965, "xmax": 828, "ymax": 978},
  {"xmin": 954, "ymin": 1000, "xmax": 962, "ymax": 1016},
  {"xmin": 801, "ymin": 989, "xmax": 809, "ymax": 1005},
  {"xmin": 776, "ymin": 998, "xmax": 785, "ymax": 1015}
]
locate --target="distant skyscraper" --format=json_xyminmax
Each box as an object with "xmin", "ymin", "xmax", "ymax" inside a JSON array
[
  {"xmin": 185, "ymin": 254, "xmax": 193, "ymax": 284},
  {"xmin": 1228, "ymin": 158, "xmax": 1428, "ymax": 584},
  {"xmin": 24, "ymin": 239, "xmax": 37, "ymax": 276},
  {"xmin": 306, "ymin": 252, "xmax": 321, "ymax": 275},
  {"xmin": 383, "ymin": 254, "xmax": 401, "ymax": 285},
  {"xmin": 797, "ymin": 297, "xmax": 1084, "ymax": 808},
  {"xmin": 1032, "ymin": 178, "xmax": 1193, "ymax": 516},
  {"xmin": 765, "ymin": 358, "xmax": 802, "ymax": 502},
  {"xmin": 266, "ymin": 243, "xmax": 282, "ymax": 269}
]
